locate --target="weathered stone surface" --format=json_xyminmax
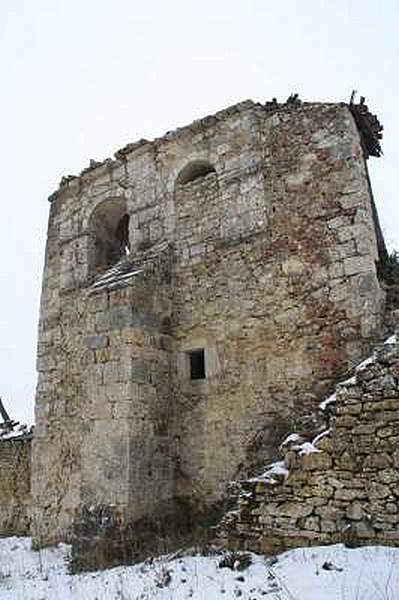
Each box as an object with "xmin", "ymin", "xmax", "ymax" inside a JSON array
[
  {"xmin": 277, "ymin": 502, "xmax": 314, "ymax": 519},
  {"xmin": 303, "ymin": 516, "xmax": 320, "ymax": 531},
  {"xmin": 320, "ymin": 519, "xmax": 337, "ymax": 533},
  {"xmin": 84, "ymin": 335, "xmax": 109, "ymax": 350},
  {"xmin": 301, "ymin": 453, "xmax": 333, "ymax": 471},
  {"xmin": 0, "ymin": 437, "xmax": 31, "ymax": 535},
  {"xmin": 335, "ymin": 488, "xmax": 367, "ymax": 501},
  {"xmin": 346, "ymin": 502, "xmax": 363, "ymax": 521},
  {"xmin": 131, "ymin": 359, "xmax": 152, "ymax": 384}
]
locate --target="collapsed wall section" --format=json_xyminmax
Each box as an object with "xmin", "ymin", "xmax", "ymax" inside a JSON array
[{"xmin": 218, "ymin": 333, "xmax": 399, "ymax": 552}]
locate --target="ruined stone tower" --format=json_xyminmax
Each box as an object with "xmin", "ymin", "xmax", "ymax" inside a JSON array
[{"xmin": 31, "ymin": 98, "xmax": 386, "ymax": 551}]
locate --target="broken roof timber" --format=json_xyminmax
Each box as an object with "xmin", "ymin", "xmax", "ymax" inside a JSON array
[{"xmin": 349, "ymin": 100, "xmax": 383, "ymax": 158}]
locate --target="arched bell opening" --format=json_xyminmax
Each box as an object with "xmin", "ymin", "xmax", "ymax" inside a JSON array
[
  {"xmin": 176, "ymin": 160, "xmax": 216, "ymax": 186},
  {"xmin": 88, "ymin": 198, "xmax": 130, "ymax": 276}
]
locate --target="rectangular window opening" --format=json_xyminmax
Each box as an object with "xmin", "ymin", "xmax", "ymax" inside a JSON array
[{"xmin": 189, "ymin": 349, "xmax": 206, "ymax": 380}]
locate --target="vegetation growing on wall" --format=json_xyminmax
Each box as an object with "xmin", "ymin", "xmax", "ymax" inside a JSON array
[{"xmin": 378, "ymin": 250, "xmax": 399, "ymax": 307}]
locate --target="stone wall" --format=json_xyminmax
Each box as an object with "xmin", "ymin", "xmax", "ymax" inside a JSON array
[
  {"xmin": 218, "ymin": 332, "xmax": 399, "ymax": 553},
  {"xmin": 31, "ymin": 245, "xmax": 174, "ymax": 548},
  {"xmin": 33, "ymin": 98, "xmax": 386, "ymax": 548},
  {"xmin": 0, "ymin": 436, "xmax": 31, "ymax": 536},
  {"xmin": 170, "ymin": 101, "xmax": 385, "ymax": 506}
]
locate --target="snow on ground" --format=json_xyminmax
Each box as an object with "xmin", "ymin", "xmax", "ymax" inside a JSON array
[{"xmin": 0, "ymin": 537, "xmax": 398, "ymax": 599}]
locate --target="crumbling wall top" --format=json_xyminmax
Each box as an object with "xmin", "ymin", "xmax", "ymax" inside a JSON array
[{"xmin": 48, "ymin": 96, "xmax": 383, "ymax": 204}]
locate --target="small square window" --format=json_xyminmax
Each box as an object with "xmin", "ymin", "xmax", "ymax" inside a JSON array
[{"xmin": 189, "ymin": 349, "xmax": 206, "ymax": 380}]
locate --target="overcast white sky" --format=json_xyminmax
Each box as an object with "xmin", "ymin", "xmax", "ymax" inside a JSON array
[{"xmin": 0, "ymin": 0, "xmax": 398, "ymax": 424}]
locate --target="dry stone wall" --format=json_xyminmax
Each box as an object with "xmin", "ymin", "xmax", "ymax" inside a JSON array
[
  {"xmin": 33, "ymin": 98, "xmax": 386, "ymax": 549},
  {"xmin": 0, "ymin": 436, "xmax": 31, "ymax": 535},
  {"xmin": 218, "ymin": 332, "xmax": 399, "ymax": 553}
]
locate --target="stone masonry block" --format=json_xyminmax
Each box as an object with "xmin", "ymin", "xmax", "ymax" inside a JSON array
[
  {"xmin": 84, "ymin": 335, "xmax": 109, "ymax": 350},
  {"xmin": 131, "ymin": 359, "xmax": 152, "ymax": 384},
  {"xmin": 343, "ymin": 255, "xmax": 373, "ymax": 276}
]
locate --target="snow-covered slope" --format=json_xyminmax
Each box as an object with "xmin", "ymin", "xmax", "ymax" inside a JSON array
[{"xmin": 0, "ymin": 537, "xmax": 398, "ymax": 599}]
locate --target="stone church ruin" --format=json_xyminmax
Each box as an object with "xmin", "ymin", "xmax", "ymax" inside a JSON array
[{"xmin": 2, "ymin": 95, "xmax": 398, "ymax": 564}]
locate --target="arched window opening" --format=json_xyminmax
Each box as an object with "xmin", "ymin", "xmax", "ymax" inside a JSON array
[
  {"xmin": 176, "ymin": 160, "xmax": 216, "ymax": 186},
  {"xmin": 115, "ymin": 214, "xmax": 130, "ymax": 254},
  {"xmin": 89, "ymin": 198, "xmax": 130, "ymax": 275}
]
